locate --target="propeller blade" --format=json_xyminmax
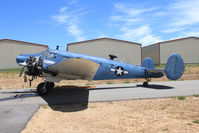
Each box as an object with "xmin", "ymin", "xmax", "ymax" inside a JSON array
[
  {"xmin": 18, "ymin": 61, "xmax": 27, "ymax": 66},
  {"xmin": 29, "ymin": 77, "xmax": 33, "ymax": 87},
  {"xmin": 19, "ymin": 66, "xmax": 25, "ymax": 77},
  {"xmin": 24, "ymin": 73, "xmax": 27, "ymax": 82}
]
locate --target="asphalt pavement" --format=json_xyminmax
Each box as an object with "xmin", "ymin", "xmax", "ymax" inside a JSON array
[
  {"xmin": 0, "ymin": 80, "xmax": 199, "ymax": 133},
  {"xmin": 0, "ymin": 104, "xmax": 39, "ymax": 133}
]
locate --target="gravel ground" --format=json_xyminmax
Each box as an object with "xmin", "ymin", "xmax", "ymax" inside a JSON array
[{"xmin": 22, "ymin": 97, "xmax": 199, "ymax": 133}]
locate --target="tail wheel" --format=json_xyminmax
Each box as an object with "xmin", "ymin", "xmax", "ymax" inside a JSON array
[
  {"xmin": 143, "ymin": 78, "xmax": 150, "ymax": 87},
  {"xmin": 143, "ymin": 82, "xmax": 148, "ymax": 87}
]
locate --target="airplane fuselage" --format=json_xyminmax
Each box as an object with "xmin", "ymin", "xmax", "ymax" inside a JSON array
[{"xmin": 16, "ymin": 49, "xmax": 159, "ymax": 82}]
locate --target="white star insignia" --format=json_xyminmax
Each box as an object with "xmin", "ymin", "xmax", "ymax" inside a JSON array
[
  {"xmin": 111, "ymin": 66, "xmax": 128, "ymax": 76},
  {"xmin": 116, "ymin": 67, "xmax": 123, "ymax": 76}
]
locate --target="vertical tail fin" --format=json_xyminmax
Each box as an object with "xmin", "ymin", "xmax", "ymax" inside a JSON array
[
  {"xmin": 165, "ymin": 54, "xmax": 184, "ymax": 80},
  {"xmin": 142, "ymin": 57, "xmax": 155, "ymax": 69}
]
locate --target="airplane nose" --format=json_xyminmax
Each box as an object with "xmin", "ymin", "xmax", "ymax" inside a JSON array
[{"xmin": 16, "ymin": 55, "xmax": 27, "ymax": 65}]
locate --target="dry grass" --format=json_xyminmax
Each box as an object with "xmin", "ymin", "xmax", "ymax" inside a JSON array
[{"xmin": 22, "ymin": 97, "xmax": 199, "ymax": 133}]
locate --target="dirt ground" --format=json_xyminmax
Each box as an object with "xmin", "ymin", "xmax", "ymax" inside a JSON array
[
  {"xmin": 0, "ymin": 65, "xmax": 199, "ymax": 89},
  {"xmin": 22, "ymin": 97, "xmax": 199, "ymax": 133},
  {"xmin": 1, "ymin": 66, "xmax": 199, "ymax": 133}
]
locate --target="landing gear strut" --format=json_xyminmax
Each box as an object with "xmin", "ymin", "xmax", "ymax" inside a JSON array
[
  {"xmin": 37, "ymin": 82, "xmax": 55, "ymax": 96},
  {"xmin": 143, "ymin": 78, "xmax": 151, "ymax": 87}
]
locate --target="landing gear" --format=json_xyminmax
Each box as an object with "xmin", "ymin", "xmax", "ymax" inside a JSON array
[
  {"xmin": 37, "ymin": 82, "xmax": 54, "ymax": 96},
  {"xmin": 143, "ymin": 78, "xmax": 151, "ymax": 87},
  {"xmin": 47, "ymin": 82, "xmax": 55, "ymax": 89}
]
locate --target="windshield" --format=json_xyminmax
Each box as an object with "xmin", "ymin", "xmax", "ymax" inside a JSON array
[{"xmin": 43, "ymin": 51, "xmax": 57, "ymax": 59}]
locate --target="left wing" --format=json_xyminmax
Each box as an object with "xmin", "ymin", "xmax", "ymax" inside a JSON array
[{"xmin": 46, "ymin": 58, "xmax": 100, "ymax": 80}]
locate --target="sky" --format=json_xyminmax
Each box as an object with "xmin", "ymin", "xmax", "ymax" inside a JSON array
[{"xmin": 0, "ymin": 0, "xmax": 199, "ymax": 49}]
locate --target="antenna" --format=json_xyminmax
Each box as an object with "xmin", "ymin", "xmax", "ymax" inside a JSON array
[
  {"xmin": 56, "ymin": 45, "xmax": 59, "ymax": 50},
  {"xmin": 109, "ymin": 54, "xmax": 117, "ymax": 60}
]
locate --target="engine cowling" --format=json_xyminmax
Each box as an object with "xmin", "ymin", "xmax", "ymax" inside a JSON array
[{"xmin": 25, "ymin": 56, "xmax": 43, "ymax": 77}]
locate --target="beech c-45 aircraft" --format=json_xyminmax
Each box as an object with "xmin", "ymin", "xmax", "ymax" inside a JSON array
[{"xmin": 16, "ymin": 49, "xmax": 184, "ymax": 96}]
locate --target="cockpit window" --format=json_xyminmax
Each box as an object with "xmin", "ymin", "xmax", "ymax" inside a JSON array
[{"xmin": 43, "ymin": 51, "xmax": 57, "ymax": 58}]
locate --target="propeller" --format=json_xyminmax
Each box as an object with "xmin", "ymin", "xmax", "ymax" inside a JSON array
[
  {"xmin": 19, "ymin": 66, "xmax": 25, "ymax": 77},
  {"xmin": 24, "ymin": 73, "xmax": 27, "ymax": 82},
  {"xmin": 18, "ymin": 56, "xmax": 43, "ymax": 86}
]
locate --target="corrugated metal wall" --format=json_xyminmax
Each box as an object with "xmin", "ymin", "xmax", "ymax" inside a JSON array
[
  {"xmin": 0, "ymin": 40, "xmax": 48, "ymax": 69},
  {"xmin": 141, "ymin": 37, "xmax": 199, "ymax": 65},
  {"xmin": 68, "ymin": 38, "xmax": 142, "ymax": 65},
  {"xmin": 142, "ymin": 43, "xmax": 160, "ymax": 65},
  {"xmin": 160, "ymin": 37, "xmax": 199, "ymax": 64}
]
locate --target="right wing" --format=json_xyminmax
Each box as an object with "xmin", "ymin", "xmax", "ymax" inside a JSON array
[{"xmin": 46, "ymin": 58, "xmax": 100, "ymax": 80}]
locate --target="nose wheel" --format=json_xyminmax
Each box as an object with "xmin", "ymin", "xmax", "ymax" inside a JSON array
[{"xmin": 37, "ymin": 82, "xmax": 55, "ymax": 96}]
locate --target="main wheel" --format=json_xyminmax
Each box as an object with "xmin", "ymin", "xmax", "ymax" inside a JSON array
[
  {"xmin": 143, "ymin": 82, "xmax": 148, "ymax": 87},
  {"xmin": 37, "ymin": 82, "xmax": 50, "ymax": 96},
  {"xmin": 48, "ymin": 82, "xmax": 55, "ymax": 89},
  {"xmin": 45, "ymin": 82, "xmax": 55, "ymax": 89}
]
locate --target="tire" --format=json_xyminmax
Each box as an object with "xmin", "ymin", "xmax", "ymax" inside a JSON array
[
  {"xmin": 45, "ymin": 82, "xmax": 54, "ymax": 89},
  {"xmin": 143, "ymin": 82, "xmax": 148, "ymax": 87},
  {"xmin": 49, "ymin": 82, "xmax": 55, "ymax": 89},
  {"xmin": 37, "ymin": 82, "xmax": 49, "ymax": 96}
]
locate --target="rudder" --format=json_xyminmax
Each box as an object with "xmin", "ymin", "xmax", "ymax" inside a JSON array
[
  {"xmin": 142, "ymin": 57, "xmax": 155, "ymax": 69},
  {"xmin": 165, "ymin": 54, "xmax": 184, "ymax": 80}
]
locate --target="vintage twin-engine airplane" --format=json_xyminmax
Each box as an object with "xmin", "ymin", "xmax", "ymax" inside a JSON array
[{"xmin": 16, "ymin": 49, "xmax": 184, "ymax": 96}]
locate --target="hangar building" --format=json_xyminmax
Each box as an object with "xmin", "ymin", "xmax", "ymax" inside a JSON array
[
  {"xmin": 142, "ymin": 36, "xmax": 199, "ymax": 64},
  {"xmin": 0, "ymin": 39, "xmax": 48, "ymax": 69},
  {"xmin": 67, "ymin": 38, "xmax": 142, "ymax": 65}
]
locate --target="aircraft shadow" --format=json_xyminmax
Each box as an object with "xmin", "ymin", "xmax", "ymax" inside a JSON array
[
  {"xmin": 0, "ymin": 87, "xmax": 89, "ymax": 112},
  {"xmin": 0, "ymin": 84, "xmax": 174, "ymax": 112},
  {"xmin": 41, "ymin": 86, "xmax": 90, "ymax": 112},
  {"xmin": 48, "ymin": 103, "xmax": 88, "ymax": 112},
  {"xmin": 136, "ymin": 84, "xmax": 174, "ymax": 89},
  {"xmin": 40, "ymin": 85, "xmax": 139, "ymax": 112}
]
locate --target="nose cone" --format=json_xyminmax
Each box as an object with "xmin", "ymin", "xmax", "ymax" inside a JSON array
[{"xmin": 16, "ymin": 55, "xmax": 28, "ymax": 66}]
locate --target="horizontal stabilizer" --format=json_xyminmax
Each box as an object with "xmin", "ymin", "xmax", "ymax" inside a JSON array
[{"xmin": 145, "ymin": 69, "xmax": 164, "ymax": 78}]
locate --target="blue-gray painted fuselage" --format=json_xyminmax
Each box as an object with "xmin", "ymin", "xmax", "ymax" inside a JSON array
[{"xmin": 16, "ymin": 49, "xmax": 153, "ymax": 80}]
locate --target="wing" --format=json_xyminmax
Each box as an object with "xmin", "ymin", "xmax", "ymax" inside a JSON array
[
  {"xmin": 145, "ymin": 69, "xmax": 164, "ymax": 78},
  {"xmin": 46, "ymin": 58, "xmax": 100, "ymax": 80}
]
